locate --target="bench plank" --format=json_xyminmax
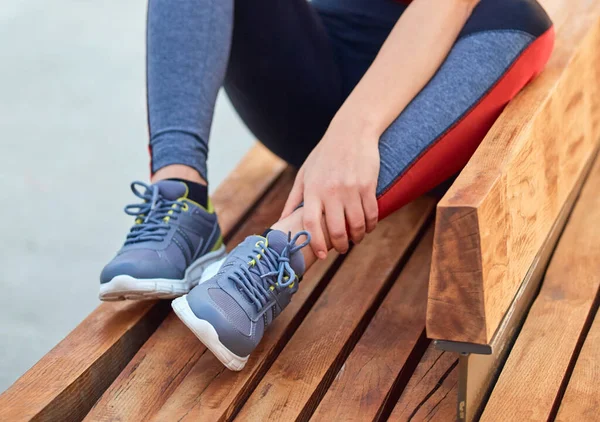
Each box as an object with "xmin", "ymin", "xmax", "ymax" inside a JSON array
[
  {"xmin": 388, "ymin": 345, "xmax": 459, "ymax": 422},
  {"xmin": 481, "ymin": 155, "xmax": 600, "ymax": 421},
  {"xmin": 427, "ymin": 0, "xmax": 600, "ymax": 345},
  {"xmin": 0, "ymin": 301, "xmax": 167, "ymax": 422},
  {"xmin": 235, "ymin": 198, "xmax": 435, "ymax": 421},
  {"xmin": 538, "ymin": 0, "xmax": 600, "ymax": 142},
  {"xmin": 555, "ymin": 308, "xmax": 600, "ymax": 421},
  {"xmin": 0, "ymin": 143, "xmax": 285, "ymax": 422},
  {"xmin": 85, "ymin": 312, "xmax": 208, "ymax": 421},
  {"xmin": 312, "ymin": 228, "xmax": 434, "ymax": 421},
  {"xmin": 85, "ymin": 167, "xmax": 296, "ymax": 421},
  {"xmin": 428, "ymin": 384, "xmax": 459, "ymax": 422}
]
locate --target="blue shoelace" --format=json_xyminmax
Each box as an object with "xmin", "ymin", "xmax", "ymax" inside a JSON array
[
  {"xmin": 229, "ymin": 231, "xmax": 311, "ymax": 313},
  {"xmin": 123, "ymin": 181, "xmax": 185, "ymax": 245}
]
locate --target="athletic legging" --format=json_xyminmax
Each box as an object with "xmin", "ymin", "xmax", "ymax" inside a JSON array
[{"xmin": 147, "ymin": 0, "xmax": 554, "ymax": 220}]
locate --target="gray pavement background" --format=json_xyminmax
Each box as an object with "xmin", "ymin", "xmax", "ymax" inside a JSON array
[{"xmin": 0, "ymin": 0, "xmax": 254, "ymax": 392}]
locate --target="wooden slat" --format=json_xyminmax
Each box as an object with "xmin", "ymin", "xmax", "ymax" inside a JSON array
[
  {"xmin": 86, "ymin": 312, "xmax": 209, "ymax": 421},
  {"xmin": 151, "ymin": 252, "xmax": 340, "ymax": 422},
  {"xmin": 428, "ymin": 386, "xmax": 459, "ymax": 422},
  {"xmin": 84, "ymin": 167, "xmax": 295, "ymax": 421},
  {"xmin": 555, "ymin": 308, "xmax": 600, "ymax": 421},
  {"xmin": 427, "ymin": 0, "xmax": 600, "ymax": 345},
  {"xmin": 537, "ymin": 0, "xmax": 600, "ymax": 141},
  {"xmin": 0, "ymin": 301, "xmax": 168, "ymax": 422},
  {"xmin": 481, "ymin": 155, "xmax": 600, "ymax": 421},
  {"xmin": 235, "ymin": 197, "xmax": 436, "ymax": 421},
  {"xmin": 311, "ymin": 228, "xmax": 434, "ymax": 421},
  {"xmin": 388, "ymin": 344, "xmax": 459, "ymax": 422},
  {"xmin": 0, "ymin": 143, "xmax": 285, "ymax": 422}
]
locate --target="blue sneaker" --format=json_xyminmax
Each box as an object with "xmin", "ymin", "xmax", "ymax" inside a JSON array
[
  {"xmin": 172, "ymin": 229, "xmax": 310, "ymax": 370},
  {"xmin": 99, "ymin": 181, "xmax": 227, "ymax": 301}
]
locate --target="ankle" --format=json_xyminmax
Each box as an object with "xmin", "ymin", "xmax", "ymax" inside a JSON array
[
  {"xmin": 152, "ymin": 165, "xmax": 207, "ymax": 186},
  {"xmin": 152, "ymin": 165, "xmax": 209, "ymax": 208},
  {"xmin": 272, "ymin": 209, "xmax": 320, "ymax": 269}
]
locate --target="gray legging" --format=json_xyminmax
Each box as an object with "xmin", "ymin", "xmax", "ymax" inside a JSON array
[{"xmin": 147, "ymin": 0, "xmax": 553, "ymax": 219}]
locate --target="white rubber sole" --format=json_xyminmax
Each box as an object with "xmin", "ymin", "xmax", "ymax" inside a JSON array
[
  {"xmin": 172, "ymin": 295, "xmax": 249, "ymax": 371},
  {"xmin": 99, "ymin": 245, "xmax": 227, "ymax": 301}
]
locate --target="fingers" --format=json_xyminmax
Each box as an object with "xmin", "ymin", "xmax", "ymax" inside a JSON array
[
  {"xmin": 289, "ymin": 170, "xmax": 377, "ymax": 258},
  {"xmin": 280, "ymin": 169, "xmax": 304, "ymax": 220},
  {"xmin": 345, "ymin": 193, "xmax": 367, "ymax": 244},
  {"xmin": 324, "ymin": 198, "xmax": 349, "ymax": 254},
  {"xmin": 361, "ymin": 187, "xmax": 379, "ymax": 234},
  {"xmin": 303, "ymin": 196, "xmax": 328, "ymax": 260}
]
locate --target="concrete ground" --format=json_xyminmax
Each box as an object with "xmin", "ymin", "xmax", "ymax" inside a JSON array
[{"xmin": 0, "ymin": 0, "xmax": 253, "ymax": 392}]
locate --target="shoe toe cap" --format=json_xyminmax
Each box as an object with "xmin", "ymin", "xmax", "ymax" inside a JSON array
[
  {"xmin": 100, "ymin": 249, "xmax": 182, "ymax": 284},
  {"xmin": 186, "ymin": 283, "xmax": 260, "ymax": 357}
]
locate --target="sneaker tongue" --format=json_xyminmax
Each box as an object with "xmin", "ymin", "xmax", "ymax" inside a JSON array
[
  {"xmin": 265, "ymin": 230, "xmax": 306, "ymax": 276},
  {"xmin": 153, "ymin": 180, "xmax": 187, "ymax": 201}
]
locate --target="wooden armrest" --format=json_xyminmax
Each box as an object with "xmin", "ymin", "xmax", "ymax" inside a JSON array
[{"xmin": 426, "ymin": 0, "xmax": 600, "ymax": 345}]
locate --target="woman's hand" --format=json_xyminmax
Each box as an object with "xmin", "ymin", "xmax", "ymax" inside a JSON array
[{"xmin": 280, "ymin": 116, "xmax": 381, "ymax": 259}]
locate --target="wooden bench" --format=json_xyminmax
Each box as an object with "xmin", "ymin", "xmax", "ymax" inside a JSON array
[{"xmin": 1, "ymin": 0, "xmax": 599, "ymax": 420}]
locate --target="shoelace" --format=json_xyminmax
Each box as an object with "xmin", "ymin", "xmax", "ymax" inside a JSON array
[
  {"xmin": 229, "ymin": 231, "xmax": 311, "ymax": 314},
  {"xmin": 123, "ymin": 181, "xmax": 186, "ymax": 245}
]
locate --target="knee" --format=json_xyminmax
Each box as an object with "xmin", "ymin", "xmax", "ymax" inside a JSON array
[{"xmin": 462, "ymin": 0, "xmax": 553, "ymax": 40}]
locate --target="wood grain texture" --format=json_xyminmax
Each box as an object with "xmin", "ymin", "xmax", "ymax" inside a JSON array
[
  {"xmin": 84, "ymin": 168, "xmax": 296, "ymax": 422},
  {"xmin": 0, "ymin": 301, "xmax": 168, "ymax": 422},
  {"xmin": 427, "ymin": 0, "xmax": 600, "ymax": 344},
  {"xmin": 538, "ymin": 0, "xmax": 600, "ymax": 140},
  {"xmin": 555, "ymin": 308, "xmax": 600, "ymax": 422},
  {"xmin": 427, "ymin": 384, "xmax": 458, "ymax": 422},
  {"xmin": 236, "ymin": 197, "xmax": 436, "ymax": 421},
  {"xmin": 84, "ymin": 313, "xmax": 208, "ymax": 422},
  {"xmin": 0, "ymin": 143, "xmax": 285, "ymax": 422},
  {"xmin": 481, "ymin": 155, "xmax": 600, "ymax": 421},
  {"xmin": 388, "ymin": 344, "xmax": 459, "ymax": 422},
  {"xmin": 311, "ymin": 228, "xmax": 434, "ymax": 422},
  {"xmin": 456, "ymin": 145, "xmax": 597, "ymax": 422}
]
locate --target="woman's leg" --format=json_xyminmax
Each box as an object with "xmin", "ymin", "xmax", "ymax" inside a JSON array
[
  {"xmin": 224, "ymin": 1, "xmax": 343, "ymax": 168},
  {"xmin": 375, "ymin": 0, "xmax": 554, "ymax": 219},
  {"xmin": 102, "ymin": 0, "xmax": 342, "ymax": 299},
  {"xmin": 147, "ymin": 0, "xmax": 343, "ymax": 181},
  {"xmin": 147, "ymin": 0, "xmax": 343, "ymax": 267},
  {"xmin": 146, "ymin": 0, "xmax": 233, "ymax": 184},
  {"xmin": 273, "ymin": 0, "xmax": 554, "ymax": 268}
]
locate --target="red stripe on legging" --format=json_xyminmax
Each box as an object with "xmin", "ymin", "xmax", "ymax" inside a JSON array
[{"xmin": 377, "ymin": 26, "xmax": 555, "ymax": 220}]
